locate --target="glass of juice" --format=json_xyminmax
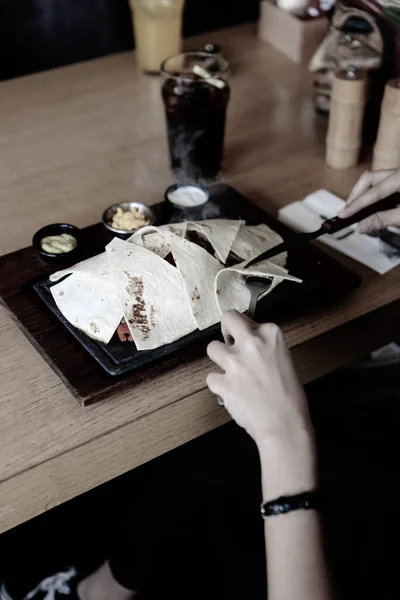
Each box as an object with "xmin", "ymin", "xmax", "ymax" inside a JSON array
[
  {"xmin": 130, "ymin": 0, "xmax": 185, "ymax": 74},
  {"xmin": 161, "ymin": 52, "xmax": 230, "ymax": 181}
]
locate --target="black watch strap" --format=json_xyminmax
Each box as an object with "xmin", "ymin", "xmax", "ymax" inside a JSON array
[{"xmin": 261, "ymin": 491, "xmax": 321, "ymax": 520}]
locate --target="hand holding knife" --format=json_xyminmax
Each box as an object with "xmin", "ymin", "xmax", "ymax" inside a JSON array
[{"xmin": 246, "ymin": 192, "xmax": 400, "ymax": 267}]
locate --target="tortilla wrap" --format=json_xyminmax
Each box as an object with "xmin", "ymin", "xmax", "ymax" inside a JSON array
[
  {"xmin": 106, "ymin": 237, "xmax": 197, "ymax": 350},
  {"xmin": 187, "ymin": 219, "xmax": 243, "ymax": 264},
  {"xmin": 164, "ymin": 230, "xmax": 223, "ymax": 330},
  {"xmin": 48, "ymin": 219, "xmax": 301, "ymax": 349},
  {"xmin": 129, "ymin": 223, "xmax": 187, "ymax": 258},
  {"xmin": 230, "ymin": 223, "xmax": 287, "ymax": 268},
  {"xmin": 215, "ymin": 259, "xmax": 302, "ymax": 314},
  {"xmin": 49, "ymin": 253, "xmax": 122, "ymax": 344}
]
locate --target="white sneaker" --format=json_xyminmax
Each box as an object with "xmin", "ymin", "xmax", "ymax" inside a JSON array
[{"xmin": 1, "ymin": 568, "xmax": 78, "ymax": 600}]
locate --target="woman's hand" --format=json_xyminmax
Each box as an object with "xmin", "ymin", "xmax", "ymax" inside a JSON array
[
  {"xmin": 206, "ymin": 311, "xmax": 313, "ymax": 450},
  {"xmin": 339, "ymin": 169, "xmax": 400, "ymax": 233},
  {"xmin": 207, "ymin": 313, "xmax": 333, "ymax": 600}
]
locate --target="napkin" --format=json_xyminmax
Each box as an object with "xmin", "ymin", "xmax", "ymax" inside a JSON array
[{"xmin": 278, "ymin": 189, "xmax": 400, "ymax": 274}]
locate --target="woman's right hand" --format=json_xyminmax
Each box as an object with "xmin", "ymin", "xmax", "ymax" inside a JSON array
[
  {"xmin": 206, "ymin": 311, "xmax": 317, "ymax": 498},
  {"xmin": 339, "ymin": 168, "xmax": 400, "ymax": 233},
  {"xmin": 206, "ymin": 312, "xmax": 313, "ymax": 450}
]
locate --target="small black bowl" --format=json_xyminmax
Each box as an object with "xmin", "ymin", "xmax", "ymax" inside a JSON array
[{"xmin": 32, "ymin": 223, "xmax": 83, "ymax": 265}]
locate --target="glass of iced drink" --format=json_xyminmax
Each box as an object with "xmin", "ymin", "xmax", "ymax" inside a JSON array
[
  {"xmin": 130, "ymin": 0, "xmax": 185, "ymax": 74},
  {"xmin": 161, "ymin": 52, "xmax": 230, "ymax": 180}
]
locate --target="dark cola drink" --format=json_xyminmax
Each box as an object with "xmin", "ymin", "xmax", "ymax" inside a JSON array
[{"xmin": 161, "ymin": 52, "xmax": 230, "ymax": 180}]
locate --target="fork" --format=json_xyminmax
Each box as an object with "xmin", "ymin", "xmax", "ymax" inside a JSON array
[{"xmin": 246, "ymin": 276, "xmax": 273, "ymax": 319}]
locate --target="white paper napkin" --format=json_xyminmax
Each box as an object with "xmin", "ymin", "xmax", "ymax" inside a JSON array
[{"xmin": 278, "ymin": 189, "xmax": 400, "ymax": 274}]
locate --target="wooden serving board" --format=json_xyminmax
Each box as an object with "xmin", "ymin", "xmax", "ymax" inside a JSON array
[{"xmin": 0, "ymin": 185, "xmax": 361, "ymax": 405}]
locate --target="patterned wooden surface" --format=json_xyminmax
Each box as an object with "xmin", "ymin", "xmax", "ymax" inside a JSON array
[{"xmin": 1, "ymin": 24, "xmax": 399, "ymax": 533}]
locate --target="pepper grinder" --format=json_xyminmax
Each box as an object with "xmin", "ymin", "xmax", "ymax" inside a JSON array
[
  {"xmin": 372, "ymin": 78, "xmax": 400, "ymax": 171},
  {"xmin": 326, "ymin": 67, "xmax": 367, "ymax": 170}
]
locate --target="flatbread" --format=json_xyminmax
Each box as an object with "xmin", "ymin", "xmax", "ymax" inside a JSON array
[
  {"xmin": 49, "ymin": 253, "xmax": 123, "ymax": 344},
  {"xmin": 128, "ymin": 223, "xmax": 187, "ymax": 258},
  {"xmin": 165, "ymin": 231, "xmax": 223, "ymax": 330},
  {"xmin": 187, "ymin": 219, "xmax": 243, "ymax": 264},
  {"xmin": 215, "ymin": 258, "xmax": 302, "ymax": 314},
  {"xmin": 49, "ymin": 220, "xmax": 302, "ymax": 351},
  {"xmin": 231, "ymin": 224, "xmax": 287, "ymax": 268},
  {"xmin": 105, "ymin": 237, "xmax": 197, "ymax": 350},
  {"xmin": 50, "ymin": 252, "xmax": 112, "ymax": 283}
]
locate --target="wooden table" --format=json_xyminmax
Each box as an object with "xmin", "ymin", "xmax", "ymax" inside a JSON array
[{"xmin": 1, "ymin": 24, "xmax": 399, "ymax": 535}]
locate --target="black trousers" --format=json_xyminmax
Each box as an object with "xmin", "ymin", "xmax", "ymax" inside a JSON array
[{"xmin": 108, "ymin": 422, "xmax": 400, "ymax": 600}]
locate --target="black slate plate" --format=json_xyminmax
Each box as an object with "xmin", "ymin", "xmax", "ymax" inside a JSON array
[{"xmin": 32, "ymin": 184, "xmax": 361, "ymax": 377}]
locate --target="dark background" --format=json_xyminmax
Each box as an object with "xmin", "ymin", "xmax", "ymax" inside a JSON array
[
  {"xmin": 0, "ymin": 0, "xmax": 260, "ymax": 80},
  {"xmin": 1, "ymin": 371, "xmax": 399, "ymax": 599}
]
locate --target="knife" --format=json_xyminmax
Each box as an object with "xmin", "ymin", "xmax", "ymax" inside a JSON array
[{"xmin": 246, "ymin": 193, "xmax": 400, "ymax": 267}]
